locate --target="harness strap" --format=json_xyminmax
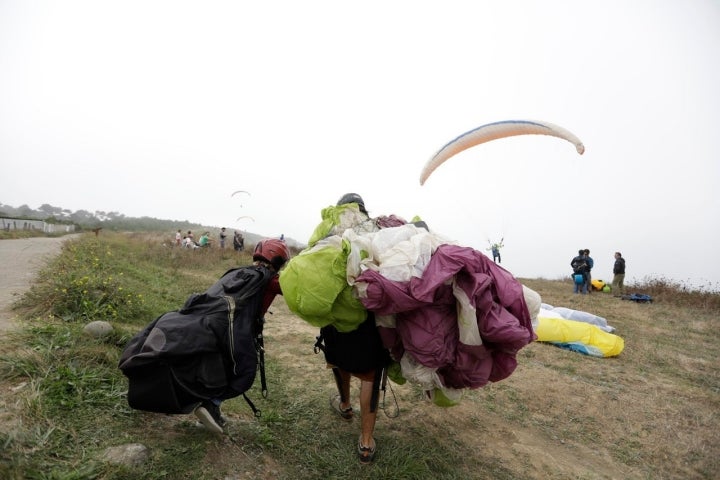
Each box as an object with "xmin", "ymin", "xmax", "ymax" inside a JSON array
[
  {"xmin": 370, "ymin": 366, "xmax": 387, "ymax": 413},
  {"xmin": 313, "ymin": 333, "xmax": 325, "ymax": 354}
]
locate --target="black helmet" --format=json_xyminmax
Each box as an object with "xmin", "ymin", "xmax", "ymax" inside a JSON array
[{"xmin": 337, "ymin": 193, "xmax": 367, "ymax": 214}]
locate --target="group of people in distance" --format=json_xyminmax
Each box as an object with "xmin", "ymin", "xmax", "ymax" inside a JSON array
[
  {"xmin": 174, "ymin": 228, "xmax": 246, "ymax": 251},
  {"xmin": 175, "ymin": 229, "xmax": 210, "ymax": 249},
  {"xmin": 571, "ymin": 248, "xmax": 626, "ymax": 294}
]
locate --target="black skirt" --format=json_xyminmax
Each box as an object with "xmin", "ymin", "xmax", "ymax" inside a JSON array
[{"xmin": 320, "ymin": 312, "xmax": 390, "ymax": 374}]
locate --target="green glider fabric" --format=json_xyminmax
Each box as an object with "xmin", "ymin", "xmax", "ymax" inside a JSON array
[
  {"xmin": 307, "ymin": 203, "xmax": 365, "ymax": 247},
  {"xmin": 279, "ymin": 204, "xmax": 370, "ymax": 332}
]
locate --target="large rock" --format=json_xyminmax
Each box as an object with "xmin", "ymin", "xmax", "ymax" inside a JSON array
[
  {"xmin": 83, "ymin": 320, "xmax": 113, "ymax": 338},
  {"xmin": 102, "ymin": 443, "xmax": 150, "ymax": 467}
]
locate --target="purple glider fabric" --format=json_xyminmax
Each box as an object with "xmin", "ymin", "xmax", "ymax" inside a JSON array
[{"xmin": 356, "ymin": 244, "xmax": 536, "ymax": 389}]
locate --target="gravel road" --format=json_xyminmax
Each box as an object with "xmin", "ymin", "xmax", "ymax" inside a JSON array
[{"xmin": 0, "ymin": 235, "xmax": 81, "ymax": 332}]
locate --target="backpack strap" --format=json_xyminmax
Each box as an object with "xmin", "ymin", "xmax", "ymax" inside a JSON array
[
  {"xmin": 255, "ymin": 330, "xmax": 268, "ymax": 399},
  {"xmin": 244, "ymin": 316, "xmax": 269, "ymax": 418},
  {"xmin": 242, "ymin": 393, "xmax": 261, "ymax": 417}
]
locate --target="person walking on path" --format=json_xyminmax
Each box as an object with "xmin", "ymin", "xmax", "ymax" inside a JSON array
[{"xmin": 612, "ymin": 252, "xmax": 626, "ymax": 294}]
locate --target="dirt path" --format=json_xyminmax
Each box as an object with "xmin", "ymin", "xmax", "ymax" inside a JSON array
[{"xmin": 0, "ymin": 235, "xmax": 81, "ymax": 333}]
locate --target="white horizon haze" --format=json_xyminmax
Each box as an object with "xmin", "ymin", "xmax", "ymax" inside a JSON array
[{"xmin": 2, "ymin": 1, "xmax": 718, "ymax": 291}]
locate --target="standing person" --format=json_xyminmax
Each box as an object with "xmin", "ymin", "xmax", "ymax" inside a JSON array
[
  {"xmin": 583, "ymin": 249, "xmax": 594, "ymax": 293},
  {"xmin": 233, "ymin": 231, "xmax": 245, "ymax": 251},
  {"xmin": 175, "ymin": 229, "xmax": 182, "ymax": 247},
  {"xmin": 571, "ymin": 249, "xmax": 589, "ymax": 294},
  {"xmin": 219, "ymin": 227, "xmax": 227, "ymax": 249},
  {"xmin": 119, "ymin": 239, "xmax": 290, "ymax": 434},
  {"xmin": 612, "ymin": 252, "xmax": 626, "ymax": 294}
]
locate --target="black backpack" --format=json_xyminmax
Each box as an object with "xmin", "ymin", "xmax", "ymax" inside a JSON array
[{"xmin": 118, "ymin": 266, "xmax": 273, "ymax": 416}]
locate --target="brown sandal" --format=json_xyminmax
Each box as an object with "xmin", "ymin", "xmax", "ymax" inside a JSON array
[
  {"xmin": 330, "ymin": 395, "xmax": 353, "ymax": 421},
  {"xmin": 358, "ymin": 436, "xmax": 376, "ymax": 464}
]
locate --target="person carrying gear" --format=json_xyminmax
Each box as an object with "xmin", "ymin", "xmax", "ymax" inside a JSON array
[
  {"xmin": 119, "ymin": 239, "xmax": 290, "ymax": 434},
  {"xmin": 311, "ymin": 193, "xmax": 390, "ymax": 464}
]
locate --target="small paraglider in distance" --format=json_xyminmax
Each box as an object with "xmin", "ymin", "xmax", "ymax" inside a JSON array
[
  {"xmin": 419, "ymin": 119, "xmax": 585, "ymax": 185},
  {"xmin": 236, "ymin": 216, "xmax": 255, "ymax": 222},
  {"xmin": 231, "ymin": 190, "xmax": 251, "ymax": 207},
  {"xmin": 486, "ymin": 238, "xmax": 504, "ymax": 264}
]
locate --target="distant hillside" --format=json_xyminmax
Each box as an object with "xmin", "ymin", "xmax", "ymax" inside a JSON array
[{"xmin": 0, "ymin": 201, "xmax": 302, "ymax": 248}]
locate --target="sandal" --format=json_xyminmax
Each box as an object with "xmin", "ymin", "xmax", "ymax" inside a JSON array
[
  {"xmin": 357, "ymin": 436, "xmax": 376, "ymax": 464},
  {"xmin": 329, "ymin": 395, "xmax": 354, "ymax": 421}
]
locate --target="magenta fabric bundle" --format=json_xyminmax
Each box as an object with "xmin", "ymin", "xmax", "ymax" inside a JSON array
[{"xmin": 357, "ymin": 244, "xmax": 536, "ymax": 389}]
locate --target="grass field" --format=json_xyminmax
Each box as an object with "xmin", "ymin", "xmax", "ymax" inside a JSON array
[{"xmin": 1, "ymin": 232, "xmax": 718, "ymax": 479}]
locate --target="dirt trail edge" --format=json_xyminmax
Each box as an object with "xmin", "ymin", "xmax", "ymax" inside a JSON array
[{"xmin": 0, "ymin": 235, "xmax": 81, "ymax": 333}]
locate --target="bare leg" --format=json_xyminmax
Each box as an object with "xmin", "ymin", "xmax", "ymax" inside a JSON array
[
  {"xmin": 337, "ymin": 369, "xmax": 352, "ymax": 411},
  {"xmin": 358, "ymin": 378, "xmax": 377, "ymax": 448}
]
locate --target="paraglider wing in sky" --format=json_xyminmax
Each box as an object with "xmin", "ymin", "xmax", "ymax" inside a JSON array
[
  {"xmin": 236, "ymin": 216, "xmax": 255, "ymax": 222},
  {"xmin": 419, "ymin": 120, "xmax": 585, "ymax": 185},
  {"xmin": 231, "ymin": 190, "xmax": 251, "ymax": 197}
]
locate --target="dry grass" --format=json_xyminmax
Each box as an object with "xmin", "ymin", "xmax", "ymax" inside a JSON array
[
  {"xmin": 512, "ymin": 278, "xmax": 720, "ymax": 479},
  {"xmin": 250, "ymin": 277, "xmax": 720, "ymax": 479},
  {"xmin": 1, "ymin": 232, "xmax": 718, "ymax": 479}
]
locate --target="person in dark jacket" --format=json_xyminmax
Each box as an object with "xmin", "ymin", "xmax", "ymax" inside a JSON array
[
  {"xmin": 612, "ymin": 252, "xmax": 626, "ymax": 294},
  {"xmin": 571, "ymin": 249, "xmax": 589, "ymax": 294},
  {"xmin": 233, "ymin": 231, "xmax": 245, "ymax": 251},
  {"xmin": 118, "ymin": 239, "xmax": 289, "ymax": 434},
  {"xmin": 583, "ymin": 249, "xmax": 594, "ymax": 294}
]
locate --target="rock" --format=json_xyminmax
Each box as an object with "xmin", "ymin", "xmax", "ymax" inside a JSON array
[
  {"xmin": 102, "ymin": 443, "xmax": 150, "ymax": 467},
  {"xmin": 83, "ymin": 320, "xmax": 113, "ymax": 338}
]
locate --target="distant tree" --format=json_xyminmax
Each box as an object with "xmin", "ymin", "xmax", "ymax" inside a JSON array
[
  {"xmin": 71, "ymin": 210, "xmax": 95, "ymax": 222},
  {"xmin": 0, "ymin": 202, "xmax": 220, "ymax": 236},
  {"xmin": 18, "ymin": 205, "xmax": 34, "ymax": 217},
  {"xmin": 39, "ymin": 204, "xmax": 64, "ymax": 216}
]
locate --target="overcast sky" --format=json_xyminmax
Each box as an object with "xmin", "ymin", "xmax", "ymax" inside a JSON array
[{"xmin": 2, "ymin": 1, "xmax": 719, "ymax": 291}]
